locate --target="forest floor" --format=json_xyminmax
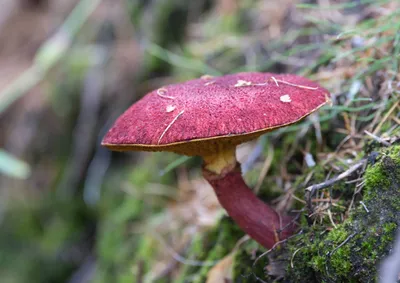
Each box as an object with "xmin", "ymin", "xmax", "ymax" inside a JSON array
[{"xmin": 0, "ymin": 1, "xmax": 399, "ymax": 282}]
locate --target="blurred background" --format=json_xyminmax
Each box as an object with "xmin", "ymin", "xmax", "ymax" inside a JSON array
[{"xmin": 0, "ymin": 0, "xmax": 399, "ymax": 282}]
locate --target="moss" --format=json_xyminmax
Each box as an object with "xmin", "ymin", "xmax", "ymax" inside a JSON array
[
  {"xmin": 330, "ymin": 245, "xmax": 351, "ymax": 276},
  {"xmin": 363, "ymin": 162, "xmax": 391, "ymax": 193},
  {"xmin": 232, "ymin": 241, "xmax": 267, "ymax": 281},
  {"xmin": 325, "ymin": 226, "xmax": 348, "ymax": 243},
  {"xmin": 93, "ymin": 123, "xmax": 399, "ymax": 283},
  {"xmin": 93, "ymin": 141, "xmax": 398, "ymax": 283},
  {"xmin": 383, "ymin": 222, "xmax": 397, "ymax": 233},
  {"xmin": 286, "ymin": 145, "xmax": 400, "ymax": 282},
  {"xmin": 310, "ymin": 255, "xmax": 325, "ymax": 274}
]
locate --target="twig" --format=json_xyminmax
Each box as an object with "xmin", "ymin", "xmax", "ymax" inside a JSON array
[
  {"xmin": 251, "ymin": 239, "xmax": 287, "ymax": 283},
  {"xmin": 345, "ymin": 177, "xmax": 364, "ymax": 184},
  {"xmin": 305, "ymin": 160, "xmax": 366, "ymax": 215},
  {"xmin": 253, "ymin": 230, "xmax": 302, "ymax": 268},
  {"xmin": 305, "ymin": 160, "xmax": 366, "ymax": 193},
  {"xmin": 327, "ymin": 233, "xmax": 356, "ymax": 257},
  {"xmin": 364, "ymin": 130, "xmax": 390, "ymax": 146},
  {"xmin": 251, "ymin": 230, "xmax": 303, "ymax": 282},
  {"xmin": 346, "ymin": 181, "xmax": 365, "ymax": 215},
  {"xmin": 359, "ymin": 201, "xmax": 369, "ymax": 213},
  {"xmin": 252, "ymin": 240, "xmax": 284, "ymax": 267}
]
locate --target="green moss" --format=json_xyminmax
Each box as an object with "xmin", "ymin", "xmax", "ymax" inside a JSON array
[
  {"xmin": 363, "ymin": 162, "xmax": 391, "ymax": 193},
  {"xmin": 232, "ymin": 241, "xmax": 266, "ymax": 281},
  {"xmin": 360, "ymin": 237, "xmax": 376, "ymax": 256},
  {"xmin": 364, "ymin": 146, "xmax": 400, "ymax": 207},
  {"xmin": 310, "ymin": 255, "xmax": 325, "ymax": 273},
  {"xmin": 325, "ymin": 226, "xmax": 348, "ymax": 243},
  {"xmin": 330, "ymin": 245, "xmax": 351, "ymax": 276},
  {"xmin": 286, "ymin": 145, "xmax": 400, "ymax": 282},
  {"xmin": 383, "ymin": 222, "xmax": 397, "ymax": 234}
]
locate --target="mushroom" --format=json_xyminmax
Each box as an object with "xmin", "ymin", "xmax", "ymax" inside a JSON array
[{"xmin": 102, "ymin": 72, "xmax": 330, "ymax": 248}]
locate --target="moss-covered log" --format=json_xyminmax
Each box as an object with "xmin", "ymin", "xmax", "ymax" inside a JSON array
[{"xmin": 285, "ymin": 145, "xmax": 400, "ymax": 283}]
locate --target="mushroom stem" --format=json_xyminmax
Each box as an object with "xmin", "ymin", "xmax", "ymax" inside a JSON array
[
  {"xmin": 203, "ymin": 146, "xmax": 236, "ymax": 174},
  {"xmin": 203, "ymin": 163, "xmax": 296, "ymax": 249}
]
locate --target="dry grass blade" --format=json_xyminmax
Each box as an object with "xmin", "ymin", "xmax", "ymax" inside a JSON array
[
  {"xmin": 206, "ymin": 254, "xmax": 234, "ymax": 283},
  {"xmin": 254, "ymin": 144, "xmax": 274, "ymax": 194},
  {"xmin": 372, "ymin": 101, "xmax": 399, "ymax": 135},
  {"xmin": 158, "ymin": 110, "xmax": 185, "ymax": 144}
]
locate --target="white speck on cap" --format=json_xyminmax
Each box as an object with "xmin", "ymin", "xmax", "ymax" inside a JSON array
[
  {"xmin": 280, "ymin": 94, "xmax": 292, "ymax": 103},
  {"xmin": 166, "ymin": 105, "xmax": 176, "ymax": 112}
]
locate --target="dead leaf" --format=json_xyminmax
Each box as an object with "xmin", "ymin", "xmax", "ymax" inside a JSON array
[{"xmin": 206, "ymin": 253, "xmax": 234, "ymax": 283}]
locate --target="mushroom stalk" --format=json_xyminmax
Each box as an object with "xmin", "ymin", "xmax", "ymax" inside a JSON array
[{"xmin": 203, "ymin": 163, "xmax": 295, "ymax": 249}]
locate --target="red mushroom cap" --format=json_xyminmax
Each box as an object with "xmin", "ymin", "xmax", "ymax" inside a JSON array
[{"xmin": 102, "ymin": 72, "xmax": 330, "ymax": 155}]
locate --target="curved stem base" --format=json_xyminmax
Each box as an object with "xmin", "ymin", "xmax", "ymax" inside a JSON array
[{"xmin": 203, "ymin": 164, "xmax": 296, "ymax": 249}]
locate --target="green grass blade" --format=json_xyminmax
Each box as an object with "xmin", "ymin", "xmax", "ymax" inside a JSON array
[{"xmin": 0, "ymin": 150, "xmax": 31, "ymax": 179}]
